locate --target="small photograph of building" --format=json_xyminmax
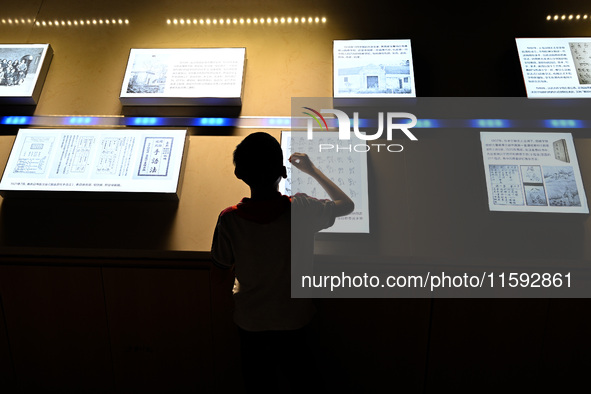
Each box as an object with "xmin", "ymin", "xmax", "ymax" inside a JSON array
[
  {"xmin": 126, "ymin": 54, "xmax": 168, "ymax": 94},
  {"xmin": 337, "ymin": 61, "xmax": 412, "ymax": 95}
]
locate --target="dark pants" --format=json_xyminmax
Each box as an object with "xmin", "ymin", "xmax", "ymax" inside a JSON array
[{"xmin": 238, "ymin": 324, "xmax": 324, "ymax": 393}]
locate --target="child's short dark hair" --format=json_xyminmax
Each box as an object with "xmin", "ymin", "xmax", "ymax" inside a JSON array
[{"xmin": 233, "ymin": 132, "xmax": 284, "ymax": 186}]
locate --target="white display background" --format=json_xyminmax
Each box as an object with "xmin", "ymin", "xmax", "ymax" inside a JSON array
[
  {"xmin": 280, "ymin": 130, "xmax": 370, "ymax": 233},
  {"xmin": 516, "ymin": 37, "xmax": 591, "ymax": 98}
]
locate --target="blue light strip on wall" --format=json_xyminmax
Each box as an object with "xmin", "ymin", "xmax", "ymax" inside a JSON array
[
  {"xmin": 0, "ymin": 115, "xmax": 589, "ymax": 129},
  {"xmin": 1, "ymin": 116, "xmax": 31, "ymax": 125},
  {"xmin": 193, "ymin": 117, "xmax": 233, "ymax": 127},
  {"xmin": 131, "ymin": 117, "xmax": 163, "ymax": 126},
  {"xmin": 68, "ymin": 116, "xmax": 97, "ymax": 125},
  {"xmin": 469, "ymin": 119, "xmax": 511, "ymax": 128},
  {"xmin": 543, "ymin": 119, "xmax": 584, "ymax": 128},
  {"xmin": 415, "ymin": 119, "xmax": 440, "ymax": 128}
]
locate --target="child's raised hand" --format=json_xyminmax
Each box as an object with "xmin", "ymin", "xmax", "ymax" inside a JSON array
[{"xmin": 289, "ymin": 152, "xmax": 317, "ymax": 176}]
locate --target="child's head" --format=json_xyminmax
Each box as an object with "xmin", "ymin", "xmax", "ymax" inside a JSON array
[{"xmin": 233, "ymin": 132, "xmax": 286, "ymax": 188}]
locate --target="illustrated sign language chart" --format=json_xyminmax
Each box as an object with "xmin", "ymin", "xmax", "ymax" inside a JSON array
[{"xmin": 281, "ymin": 131, "xmax": 370, "ymax": 233}]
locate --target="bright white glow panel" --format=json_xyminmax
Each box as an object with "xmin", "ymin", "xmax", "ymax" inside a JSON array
[
  {"xmin": 333, "ymin": 39, "xmax": 416, "ymax": 98},
  {"xmin": 120, "ymin": 47, "xmax": 246, "ymax": 106},
  {"xmin": 0, "ymin": 128, "xmax": 188, "ymax": 197},
  {"xmin": 280, "ymin": 131, "xmax": 370, "ymax": 233},
  {"xmin": 516, "ymin": 37, "xmax": 591, "ymax": 98}
]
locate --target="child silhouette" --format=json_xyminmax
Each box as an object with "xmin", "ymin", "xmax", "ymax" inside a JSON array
[{"xmin": 211, "ymin": 132, "xmax": 353, "ymax": 393}]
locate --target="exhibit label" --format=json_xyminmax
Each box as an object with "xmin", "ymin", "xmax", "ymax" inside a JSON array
[
  {"xmin": 0, "ymin": 128, "xmax": 188, "ymax": 198},
  {"xmin": 119, "ymin": 47, "xmax": 246, "ymax": 106},
  {"xmin": 333, "ymin": 39, "xmax": 416, "ymax": 98},
  {"xmin": 481, "ymin": 131, "xmax": 588, "ymax": 213},
  {"xmin": 516, "ymin": 37, "xmax": 591, "ymax": 98}
]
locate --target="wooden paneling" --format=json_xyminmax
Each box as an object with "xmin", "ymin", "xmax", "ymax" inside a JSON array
[{"xmin": 102, "ymin": 267, "xmax": 213, "ymax": 393}]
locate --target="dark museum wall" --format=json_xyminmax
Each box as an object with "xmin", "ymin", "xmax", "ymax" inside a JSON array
[{"xmin": 0, "ymin": 0, "xmax": 590, "ymax": 392}]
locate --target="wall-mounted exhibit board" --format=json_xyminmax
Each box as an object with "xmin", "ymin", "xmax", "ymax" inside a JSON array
[
  {"xmin": 0, "ymin": 44, "xmax": 53, "ymax": 105},
  {"xmin": 481, "ymin": 131, "xmax": 588, "ymax": 214},
  {"xmin": 0, "ymin": 128, "xmax": 188, "ymax": 200},
  {"xmin": 119, "ymin": 48, "xmax": 246, "ymax": 106},
  {"xmin": 0, "ymin": 132, "xmax": 258, "ymax": 252},
  {"xmin": 516, "ymin": 38, "xmax": 591, "ymax": 98},
  {"xmin": 280, "ymin": 130, "xmax": 369, "ymax": 233},
  {"xmin": 333, "ymin": 39, "xmax": 416, "ymax": 98}
]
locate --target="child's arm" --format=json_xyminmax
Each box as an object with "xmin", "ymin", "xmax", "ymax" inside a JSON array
[{"xmin": 289, "ymin": 152, "xmax": 354, "ymax": 217}]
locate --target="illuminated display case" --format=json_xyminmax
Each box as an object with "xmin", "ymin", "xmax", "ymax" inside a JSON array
[
  {"xmin": 0, "ymin": 128, "xmax": 189, "ymax": 200},
  {"xmin": 0, "ymin": 44, "xmax": 53, "ymax": 105},
  {"xmin": 333, "ymin": 39, "xmax": 416, "ymax": 99},
  {"xmin": 119, "ymin": 47, "xmax": 246, "ymax": 107},
  {"xmin": 516, "ymin": 37, "xmax": 591, "ymax": 98}
]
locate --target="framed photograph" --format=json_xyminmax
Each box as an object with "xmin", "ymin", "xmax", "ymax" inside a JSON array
[
  {"xmin": 333, "ymin": 39, "xmax": 416, "ymax": 98},
  {"xmin": 0, "ymin": 44, "xmax": 53, "ymax": 105},
  {"xmin": 119, "ymin": 47, "xmax": 246, "ymax": 106},
  {"xmin": 516, "ymin": 37, "xmax": 591, "ymax": 98},
  {"xmin": 0, "ymin": 128, "xmax": 189, "ymax": 200}
]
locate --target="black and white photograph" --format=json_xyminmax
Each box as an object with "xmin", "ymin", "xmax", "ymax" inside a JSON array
[
  {"xmin": 520, "ymin": 165, "xmax": 543, "ymax": 183},
  {"xmin": 333, "ymin": 39, "xmax": 416, "ymax": 98},
  {"xmin": 337, "ymin": 61, "xmax": 412, "ymax": 95},
  {"xmin": 125, "ymin": 53, "xmax": 168, "ymax": 94},
  {"xmin": 0, "ymin": 44, "xmax": 52, "ymax": 102},
  {"xmin": 524, "ymin": 185, "xmax": 547, "ymax": 206},
  {"xmin": 553, "ymin": 138, "xmax": 570, "ymax": 162},
  {"xmin": 543, "ymin": 166, "xmax": 582, "ymax": 207},
  {"xmin": 569, "ymin": 41, "xmax": 591, "ymax": 85}
]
